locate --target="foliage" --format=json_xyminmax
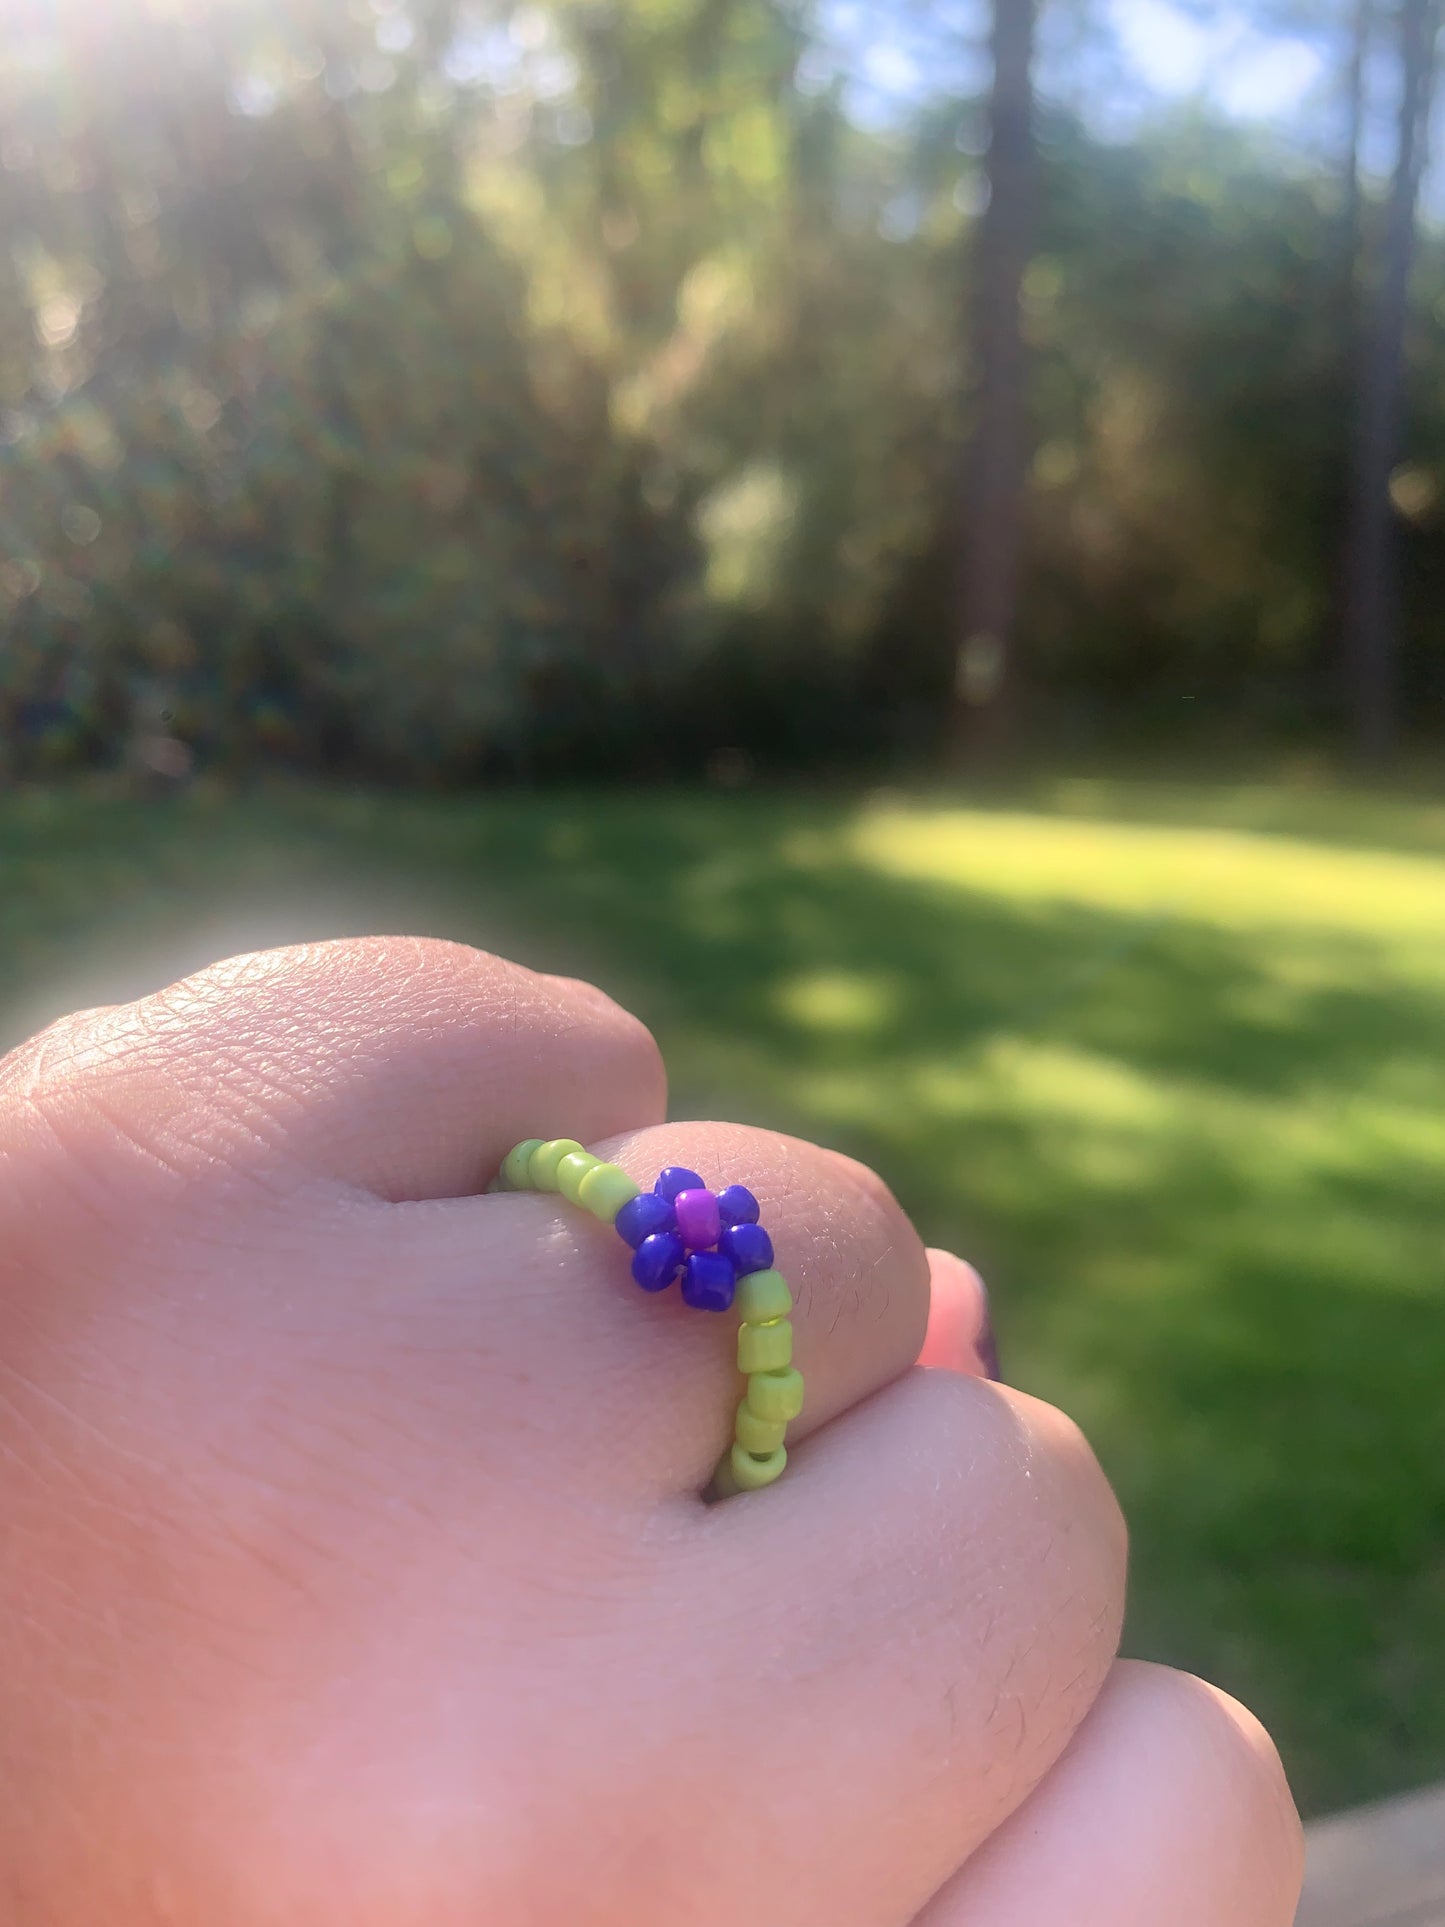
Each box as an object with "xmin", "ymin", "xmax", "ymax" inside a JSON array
[{"xmin": 1, "ymin": 0, "xmax": 1443, "ymax": 776}]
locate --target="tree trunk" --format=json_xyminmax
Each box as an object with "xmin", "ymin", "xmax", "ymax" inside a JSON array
[
  {"xmin": 1326, "ymin": 0, "xmax": 1371, "ymax": 708},
  {"xmin": 1341, "ymin": 0, "xmax": 1439, "ymax": 763},
  {"xmin": 1339, "ymin": 0, "xmax": 1373, "ymax": 281},
  {"xmin": 951, "ymin": 0, "xmax": 1037, "ymax": 767}
]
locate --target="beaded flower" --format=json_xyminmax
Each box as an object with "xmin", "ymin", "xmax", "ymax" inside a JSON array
[{"xmin": 612, "ymin": 1166, "xmax": 775, "ymax": 1311}]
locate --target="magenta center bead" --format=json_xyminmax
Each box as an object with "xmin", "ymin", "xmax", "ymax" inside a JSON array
[{"xmin": 673, "ymin": 1187, "xmax": 722, "ymax": 1250}]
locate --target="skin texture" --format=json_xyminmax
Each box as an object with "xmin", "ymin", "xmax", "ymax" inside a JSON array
[{"xmin": 0, "ymin": 938, "xmax": 1303, "ymax": 1925}]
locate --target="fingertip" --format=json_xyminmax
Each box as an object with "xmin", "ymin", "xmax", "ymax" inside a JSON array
[{"xmin": 920, "ymin": 1249, "xmax": 998, "ymax": 1379}]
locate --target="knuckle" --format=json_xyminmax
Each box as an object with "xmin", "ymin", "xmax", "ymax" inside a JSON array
[
  {"xmin": 0, "ymin": 1010, "xmax": 95, "ymax": 1106},
  {"xmin": 1214, "ymin": 1696, "xmax": 1303, "ymax": 1903},
  {"xmin": 891, "ymin": 1372, "xmax": 1128, "ymax": 1806},
  {"xmin": 0, "ymin": 1002, "xmax": 145, "ymax": 1152},
  {"xmin": 906, "ymin": 1373, "xmax": 1128, "ymax": 1606},
  {"xmin": 996, "ymin": 1384, "xmax": 1130, "ymax": 1585},
  {"xmin": 0, "ymin": 1014, "xmax": 146, "ymax": 1248},
  {"xmin": 184, "ymin": 934, "xmax": 505, "ymax": 1025},
  {"xmin": 538, "ymin": 971, "xmax": 667, "ymax": 1091},
  {"xmin": 211, "ymin": 939, "xmax": 664, "ymax": 1083},
  {"xmin": 1140, "ymin": 1667, "xmax": 1305, "ymax": 1916},
  {"xmin": 971, "ymin": 1383, "xmax": 1129, "ymax": 1707},
  {"xmin": 825, "ymin": 1144, "xmax": 904, "ymax": 1218},
  {"xmin": 2, "ymin": 940, "xmax": 669, "ymax": 1210}
]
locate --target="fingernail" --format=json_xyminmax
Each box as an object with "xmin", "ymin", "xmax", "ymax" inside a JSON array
[{"xmin": 976, "ymin": 1280, "xmax": 1002, "ymax": 1382}]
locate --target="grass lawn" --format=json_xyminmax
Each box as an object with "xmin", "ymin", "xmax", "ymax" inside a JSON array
[{"xmin": 1, "ymin": 776, "xmax": 1442, "ymax": 1816}]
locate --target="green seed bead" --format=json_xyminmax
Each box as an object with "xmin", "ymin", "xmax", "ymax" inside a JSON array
[
  {"xmin": 528, "ymin": 1138, "xmax": 586, "ymax": 1190},
  {"xmin": 734, "ymin": 1401, "xmax": 786, "ymax": 1455},
  {"xmin": 729, "ymin": 1441, "xmax": 787, "ymax": 1490},
  {"xmin": 736, "ymin": 1267, "xmax": 793, "ymax": 1324},
  {"xmin": 501, "ymin": 1138, "xmax": 545, "ymax": 1190},
  {"xmin": 745, "ymin": 1366, "xmax": 805, "ymax": 1425},
  {"xmin": 576, "ymin": 1162, "xmax": 642, "ymax": 1223},
  {"xmin": 556, "ymin": 1150, "xmax": 600, "ymax": 1203},
  {"xmin": 738, "ymin": 1318, "xmax": 793, "ymax": 1375},
  {"xmin": 711, "ymin": 1451, "xmax": 743, "ymax": 1499}
]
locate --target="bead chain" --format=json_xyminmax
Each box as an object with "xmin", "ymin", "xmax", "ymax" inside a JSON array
[{"xmin": 491, "ymin": 1138, "xmax": 804, "ymax": 1492}]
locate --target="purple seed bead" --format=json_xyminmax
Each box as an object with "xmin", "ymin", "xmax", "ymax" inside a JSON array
[
  {"xmin": 719, "ymin": 1221, "xmax": 774, "ymax": 1274},
  {"xmin": 681, "ymin": 1249, "xmax": 736, "ymax": 1312},
  {"xmin": 656, "ymin": 1166, "xmax": 705, "ymax": 1203},
  {"xmin": 615, "ymin": 1191, "xmax": 677, "ymax": 1250},
  {"xmin": 631, "ymin": 1231, "xmax": 685, "ymax": 1292},
  {"xmin": 674, "ymin": 1187, "xmax": 722, "ymax": 1251},
  {"xmin": 717, "ymin": 1184, "xmax": 760, "ymax": 1226}
]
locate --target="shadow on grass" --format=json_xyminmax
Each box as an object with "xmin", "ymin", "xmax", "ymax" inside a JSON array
[{"xmin": 1, "ymin": 783, "xmax": 1442, "ymax": 1813}]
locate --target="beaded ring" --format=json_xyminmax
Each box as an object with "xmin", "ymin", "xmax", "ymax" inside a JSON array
[{"xmin": 491, "ymin": 1137, "xmax": 804, "ymax": 1493}]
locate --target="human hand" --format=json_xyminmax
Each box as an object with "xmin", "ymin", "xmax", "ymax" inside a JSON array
[{"xmin": 0, "ymin": 939, "xmax": 1302, "ymax": 1924}]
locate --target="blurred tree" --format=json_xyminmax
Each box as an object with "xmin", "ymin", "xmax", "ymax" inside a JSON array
[
  {"xmin": 1, "ymin": 0, "xmax": 1444, "ymax": 779},
  {"xmin": 1342, "ymin": 0, "xmax": 1441, "ymax": 761},
  {"xmin": 1339, "ymin": 0, "xmax": 1375, "ymax": 302},
  {"xmin": 1327, "ymin": 0, "xmax": 1375, "ymax": 688},
  {"xmin": 952, "ymin": 0, "xmax": 1037, "ymax": 765}
]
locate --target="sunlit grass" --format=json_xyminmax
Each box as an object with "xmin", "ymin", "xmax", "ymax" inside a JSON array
[
  {"xmin": 1, "ymin": 777, "xmax": 1442, "ymax": 1815},
  {"xmin": 852, "ymin": 802, "xmax": 1445, "ymax": 936}
]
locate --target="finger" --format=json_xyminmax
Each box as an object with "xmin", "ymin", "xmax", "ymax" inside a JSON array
[
  {"xmin": 0, "ymin": 939, "xmax": 666, "ymax": 1204},
  {"xmin": 671, "ymin": 1371, "xmax": 1129, "ymax": 1927},
  {"xmin": 918, "ymin": 1250, "xmax": 997, "ymax": 1379},
  {"xmin": 35, "ymin": 1113, "xmax": 926, "ymax": 1516},
  {"xmin": 912, "ymin": 1660, "xmax": 1303, "ymax": 1927}
]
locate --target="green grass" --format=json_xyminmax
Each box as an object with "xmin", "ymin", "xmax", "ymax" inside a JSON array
[{"xmin": 2, "ymin": 777, "xmax": 1442, "ymax": 1816}]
